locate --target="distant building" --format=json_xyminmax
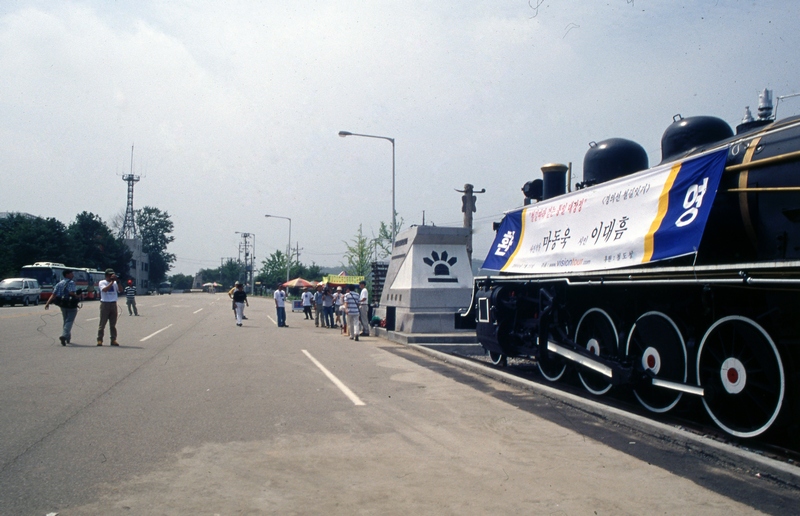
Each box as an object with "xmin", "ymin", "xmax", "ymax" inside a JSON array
[{"xmin": 124, "ymin": 238, "xmax": 150, "ymax": 292}]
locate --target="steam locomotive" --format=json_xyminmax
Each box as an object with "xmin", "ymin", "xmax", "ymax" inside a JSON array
[{"xmin": 460, "ymin": 89, "xmax": 800, "ymax": 439}]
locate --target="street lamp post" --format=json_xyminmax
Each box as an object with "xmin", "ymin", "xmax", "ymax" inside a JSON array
[
  {"xmin": 338, "ymin": 131, "xmax": 396, "ymax": 246},
  {"xmin": 264, "ymin": 214, "xmax": 292, "ymax": 284}
]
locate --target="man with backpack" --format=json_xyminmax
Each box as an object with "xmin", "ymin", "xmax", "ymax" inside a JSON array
[{"xmin": 44, "ymin": 269, "xmax": 80, "ymax": 346}]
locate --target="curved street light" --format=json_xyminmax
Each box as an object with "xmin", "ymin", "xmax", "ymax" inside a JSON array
[
  {"xmin": 338, "ymin": 131, "xmax": 396, "ymax": 246},
  {"xmin": 265, "ymin": 214, "xmax": 291, "ymax": 284}
]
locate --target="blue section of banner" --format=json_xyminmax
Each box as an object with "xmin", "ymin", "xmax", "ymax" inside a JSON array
[
  {"xmin": 483, "ymin": 210, "xmax": 524, "ymax": 270},
  {"xmin": 650, "ymin": 149, "xmax": 728, "ymax": 261}
]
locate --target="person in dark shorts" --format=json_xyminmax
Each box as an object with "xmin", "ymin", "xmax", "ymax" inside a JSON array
[{"xmin": 232, "ymin": 282, "xmax": 248, "ymax": 326}]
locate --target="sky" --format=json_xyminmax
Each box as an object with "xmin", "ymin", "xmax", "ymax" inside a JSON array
[{"xmin": 2, "ymin": 1, "xmax": 799, "ymax": 276}]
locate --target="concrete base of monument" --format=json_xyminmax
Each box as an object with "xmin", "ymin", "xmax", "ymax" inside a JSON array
[{"xmin": 372, "ymin": 326, "xmax": 482, "ymax": 355}]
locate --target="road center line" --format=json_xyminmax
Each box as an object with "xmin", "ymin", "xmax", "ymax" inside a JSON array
[
  {"xmin": 86, "ymin": 317, "xmax": 99, "ymax": 321},
  {"xmin": 140, "ymin": 324, "xmax": 173, "ymax": 342},
  {"xmin": 302, "ymin": 350, "xmax": 365, "ymax": 406},
  {"xmin": 193, "ymin": 308, "xmax": 203, "ymax": 314}
]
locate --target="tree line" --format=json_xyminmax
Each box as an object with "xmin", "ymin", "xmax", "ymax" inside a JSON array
[
  {"xmin": 0, "ymin": 208, "xmax": 175, "ymax": 284},
  {"xmin": 195, "ymin": 219, "xmax": 399, "ymax": 291}
]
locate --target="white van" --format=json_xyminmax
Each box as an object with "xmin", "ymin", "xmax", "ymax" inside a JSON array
[{"xmin": 0, "ymin": 278, "xmax": 42, "ymax": 306}]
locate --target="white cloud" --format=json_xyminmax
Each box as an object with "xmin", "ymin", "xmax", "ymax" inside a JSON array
[{"xmin": 2, "ymin": 1, "xmax": 799, "ymax": 274}]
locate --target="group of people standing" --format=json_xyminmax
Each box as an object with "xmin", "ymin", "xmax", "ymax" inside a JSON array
[
  {"xmin": 227, "ymin": 280, "xmax": 372, "ymax": 341},
  {"xmin": 299, "ymin": 281, "xmax": 369, "ymax": 340},
  {"xmin": 45, "ymin": 268, "xmax": 138, "ymax": 346}
]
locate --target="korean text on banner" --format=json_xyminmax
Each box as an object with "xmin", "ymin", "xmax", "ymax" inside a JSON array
[{"xmin": 483, "ymin": 148, "xmax": 728, "ymax": 274}]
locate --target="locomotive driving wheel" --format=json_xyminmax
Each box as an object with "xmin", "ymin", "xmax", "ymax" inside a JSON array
[
  {"xmin": 575, "ymin": 308, "xmax": 618, "ymax": 395},
  {"xmin": 537, "ymin": 322, "xmax": 569, "ymax": 382},
  {"xmin": 697, "ymin": 316, "xmax": 785, "ymax": 438},
  {"xmin": 537, "ymin": 348, "xmax": 567, "ymax": 382},
  {"xmin": 488, "ymin": 350, "xmax": 507, "ymax": 367},
  {"xmin": 625, "ymin": 312, "xmax": 687, "ymax": 413}
]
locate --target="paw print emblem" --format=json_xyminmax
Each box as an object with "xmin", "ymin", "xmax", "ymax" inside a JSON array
[{"xmin": 423, "ymin": 250, "xmax": 457, "ymax": 276}]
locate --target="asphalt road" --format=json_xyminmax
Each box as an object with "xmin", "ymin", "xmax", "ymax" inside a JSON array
[{"xmin": 1, "ymin": 293, "xmax": 798, "ymax": 515}]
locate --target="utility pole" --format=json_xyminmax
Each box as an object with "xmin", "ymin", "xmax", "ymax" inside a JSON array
[
  {"xmin": 456, "ymin": 183, "xmax": 485, "ymax": 265},
  {"xmin": 236, "ymin": 232, "xmax": 255, "ymax": 293}
]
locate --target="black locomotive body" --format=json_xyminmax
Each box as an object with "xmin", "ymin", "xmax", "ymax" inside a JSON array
[{"xmin": 462, "ymin": 91, "xmax": 800, "ymax": 439}]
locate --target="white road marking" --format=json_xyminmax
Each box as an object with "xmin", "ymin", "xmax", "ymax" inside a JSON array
[
  {"xmin": 302, "ymin": 350, "xmax": 365, "ymax": 406},
  {"xmin": 268, "ymin": 315, "xmax": 277, "ymax": 325},
  {"xmin": 152, "ymin": 303, "xmax": 165, "ymax": 307},
  {"xmin": 86, "ymin": 317, "xmax": 99, "ymax": 321},
  {"xmin": 140, "ymin": 324, "xmax": 173, "ymax": 342},
  {"xmin": 193, "ymin": 308, "xmax": 203, "ymax": 314}
]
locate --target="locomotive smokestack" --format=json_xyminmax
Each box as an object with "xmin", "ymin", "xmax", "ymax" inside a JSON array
[
  {"xmin": 758, "ymin": 88, "xmax": 773, "ymax": 120},
  {"xmin": 541, "ymin": 163, "xmax": 568, "ymax": 200}
]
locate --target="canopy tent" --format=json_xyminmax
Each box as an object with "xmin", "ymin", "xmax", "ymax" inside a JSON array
[
  {"xmin": 282, "ymin": 277, "xmax": 314, "ymax": 288},
  {"xmin": 322, "ymin": 275, "xmax": 365, "ymax": 285},
  {"xmin": 202, "ymin": 282, "xmax": 222, "ymax": 287}
]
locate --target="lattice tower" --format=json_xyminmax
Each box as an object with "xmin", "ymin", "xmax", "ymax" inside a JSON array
[{"xmin": 120, "ymin": 145, "xmax": 140, "ymax": 240}]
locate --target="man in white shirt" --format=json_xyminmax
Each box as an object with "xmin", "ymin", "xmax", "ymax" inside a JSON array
[
  {"xmin": 358, "ymin": 280, "xmax": 369, "ymax": 337},
  {"xmin": 97, "ymin": 268, "xmax": 121, "ymax": 346},
  {"xmin": 273, "ymin": 284, "xmax": 288, "ymax": 327},
  {"xmin": 301, "ymin": 288, "xmax": 313, "ymax": 319}
]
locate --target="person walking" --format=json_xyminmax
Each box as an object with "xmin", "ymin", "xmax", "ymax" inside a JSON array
[
  {"xmin": 274, "ymin": 284, "xmax": 288, "ymax": 327},
  {"xmin": 301, "ymin": 288, "xmax": 313, "ymax": 319},
  {"xmin": 344, "ymin": 284, "xmax": 361, "ymax": 341},
  {"xmin": 228, "ymin": 284, "xmax": 248, "ymax": 320},
  {"xmin": 232, "ymin": 282, "xmax": 248, "ymax": 326},
  {"xmin": 44, "ymin": 269, "xmax": 80, "ymax": 346},
  {"xmin": 358, "ymin": 280, "xmax": 370, "ymax": 337},
  {"xmin": 97, "ymin": 268, "xmax": 121, "ymax": 346},
  {"xmin": 124, "ymin": 279, "xmax": 139, "ymax": 316}
]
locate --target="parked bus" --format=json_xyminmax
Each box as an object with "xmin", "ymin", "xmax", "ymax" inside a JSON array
[
  {"xmin": 20, "ymin": 263, "xmax": 86, "ymax": 301},
  {"xmin": 19, "ymin": 263, "xmax": 106, "ymax": 301},
  {"xmin": 83, "ymin": 269, "xmax": 105, "ymax": 300}
]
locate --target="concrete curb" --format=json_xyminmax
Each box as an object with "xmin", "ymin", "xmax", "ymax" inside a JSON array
[{"xmin": 399, "ymin": 341, "xmax": 800, "ymax": 487}]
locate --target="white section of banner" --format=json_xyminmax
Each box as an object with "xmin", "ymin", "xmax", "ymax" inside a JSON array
[{"xmin": 503, "ymin": 161, "xmax": 675, "ymax": 273}]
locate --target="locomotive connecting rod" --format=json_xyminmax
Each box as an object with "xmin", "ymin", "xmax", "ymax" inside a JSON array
[{"xmin": 546, "ymin": 341, "xmax": 614, "ymax": 378}]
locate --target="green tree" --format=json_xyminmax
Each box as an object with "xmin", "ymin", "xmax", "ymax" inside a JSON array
[
  {"xmin": 200, "ymin": 258, "xmax": 242, "ymax": 288},
  {"xmin": 136, "ymin": 206, "xmax": 176, "ymax": 283},
  {"xmin": 66, "ymin": 212, "xmax": 131, "ymax": 273},
  {"xmin": 256, "ymin": 250, "xmax": 288, "ymax": 289},
  {"xmin": 343, "ymin": 224, "xmax": 372, "ymax": 277},
  {"xmin": 373, "ymin": 216, "xmax": 403, "ymax": 259},
  {"xmin": 168, "ymin": 273, "xmax": 194, "ymax": 290},
  {"xmin": 0, "ymin": 214, "xmax": 70, "ymax": 277},
  {"xmin": 306, "ymin": 263, "xmax": 322, "ymax": 281}
]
